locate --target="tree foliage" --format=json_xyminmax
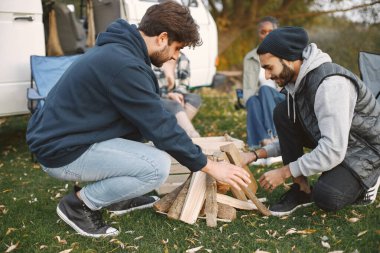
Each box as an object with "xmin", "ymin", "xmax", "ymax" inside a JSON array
[{"xmin": 207, "ymin": 0, "xmax": 380, "ymax": 69}]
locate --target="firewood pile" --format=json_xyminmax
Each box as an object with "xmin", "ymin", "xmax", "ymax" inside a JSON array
[{"xmin": 153, "ymin": 143, "xmax": 271, "ymax": 227}]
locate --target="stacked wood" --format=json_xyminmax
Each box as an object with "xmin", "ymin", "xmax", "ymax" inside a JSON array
[
  {"xmin": 155, "ymin": 135, "xmax": 244, "ymax": 195},
  {"xmin": 153, "ymin": 143, "xmax": 271, "ymax": 227}
]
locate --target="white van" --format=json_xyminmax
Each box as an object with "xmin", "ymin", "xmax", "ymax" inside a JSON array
[{"xmin": 0, "ymin": 0, "xmax": 218, "ymax": 117}]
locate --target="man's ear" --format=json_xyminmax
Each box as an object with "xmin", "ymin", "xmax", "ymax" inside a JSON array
[{"xmin": 156, "ymin": 32, "xmax": 169, "ymax": 47}]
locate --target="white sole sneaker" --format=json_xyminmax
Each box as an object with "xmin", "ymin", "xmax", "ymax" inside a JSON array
[
  {"xmin": 109, "ymin": 196, "xmax": 160, "ymax": 216},
  {"xmin": 358, "ymin": 175, "xmax": 380, "ymax": 206},
  {"xmin": 270, "ymin": 202, "xmax": 313, "ymax": 217},
  {"xmin": 56, "ymin": 206, "xmax": 119, "ymax": 238}
]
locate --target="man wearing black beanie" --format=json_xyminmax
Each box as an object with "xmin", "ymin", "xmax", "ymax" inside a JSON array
[{"xmin": 241, "ymin": 26, "xmax": 380, "ymax": 216}]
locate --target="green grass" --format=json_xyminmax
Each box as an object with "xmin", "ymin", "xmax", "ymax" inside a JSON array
[{"xmin": 0, "ymin": 90, "xmax": 379, "ymax": 253}]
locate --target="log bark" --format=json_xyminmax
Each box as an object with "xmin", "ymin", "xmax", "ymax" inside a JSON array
[
  {"xmin": 205, "ymin": 175, "xmax": 218, "ymax": 227},
  {"xmin": 217, "ymin": 203, "xmax": 236, "ymax": 221},
  {"xmin": 153, "ymin": 177, "xmax": 190, "ymax": 213},
  {"xmin": 167, "ymin": 177, "xmax": 191, "ymax": 220}
]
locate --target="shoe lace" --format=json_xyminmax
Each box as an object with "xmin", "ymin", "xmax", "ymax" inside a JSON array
[{"xmin": 82, "ymin": 205, "xmax": 106, "ymax": 229}]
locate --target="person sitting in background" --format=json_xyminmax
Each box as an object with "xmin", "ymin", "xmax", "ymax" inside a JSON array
[
  {"xmin": 153, "ymin": 52, "xmax": 201, "ymax": 138},
  {"xmin": 242, "ymin": 16, "xmax": 285, "ymax": 149}
]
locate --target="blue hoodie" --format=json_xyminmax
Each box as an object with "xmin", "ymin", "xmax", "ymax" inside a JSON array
[{"xmin": 26, "ymin": 19, "xmax": 207, "ymax": 171}]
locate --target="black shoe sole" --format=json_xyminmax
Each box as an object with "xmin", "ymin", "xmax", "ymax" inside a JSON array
[{"xmin": 56, "ymin": 206, "xmax": 119, "ymax": 238}]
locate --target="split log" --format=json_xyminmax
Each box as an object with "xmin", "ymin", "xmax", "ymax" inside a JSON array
[
  {"xmin": 179, "ymin": 171, "xmax": 207, "ymax": 224},
  {"xmin": 153, "ymin": 177, "xmax": 189, "ymax": 213},
  {"xmin": 220, "ymin": 143, "xmax": 271, "ymax": 216},
  {"xmin": 242, "ymin": 187, "xmax": 271, "ymax": 216},
  {"xmin": 216, "ymin": 193, "xmax": 267, "ymax": 210},
  {"xmin": 167, "ymin": 177, "xmax": 191, "ymax": 220},
  {"xmin": 213, "ymin": 150, "xmax": 246, "ymax": 200},
  {"xmin": 205, "ymin": 175, "xmax": 218, "ymax": 227},
  {"xmin": 217, "ymin": 203, "xmax": 236, "ymax": 221},
  {"xmin": 220, "ymin": 143, "xmax": 258, "ymax": 193}
]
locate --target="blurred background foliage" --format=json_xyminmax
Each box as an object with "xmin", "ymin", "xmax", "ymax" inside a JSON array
[{"xmin": 207, "ymin": 0, "xmax": 380, "ymax": 75}]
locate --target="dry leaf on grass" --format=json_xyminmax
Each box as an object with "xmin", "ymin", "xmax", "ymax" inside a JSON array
[
  {"xmin": 54, "ymin": 236, "xmax": 67, "ymax": 245},
  {"xmin": 109, "ymin": 238, "xmax": 125, "ymax": 249},
  {"xmin": 347, "ymin": 217, "xmax": 360, "ymax": 223},
  {"xmin": 328, "ymin": 251, "xmax": 344, "ymax": 253},
  {"xmin": 186, "ymin": 246, "xmax": 203, "ymax": 252},
  {"xmin": 357, "ymin": 230, "xmax": 367, "ymax": 237},
  {"xmin": 0, "ymin": 205, "xmax": 8, "ymax": 214},
  {"xmin": 285, "ymin": 228, "xmax": 297, "ymax": 235},
  {"xmin": 6, "ymin": 228, "xmax": 17, "ymax": 235},
  {"xmin": 321, "ymin": 241, "xmax": 331, "ymax": 249},
  {"xmin": 285, "ymin": 228, "xmax": 316, "ymax": 235},
  {"xmin": 297, "ymin": 229, "xmax": 316, "ymax": 234},
  {"xmin": 255, "ymin": 250, "xmax": 271, "ymax": 253},
  {"xmin": 58, "ymin": 249, "xmax": 73, "ymax": 253},
  {"xmin": 39, "ymin": 245, "xmax": 48, "ymax": 249},
  {"xmin": 5, "ymin": 242, "xmax": 19, "ymax": 253}
]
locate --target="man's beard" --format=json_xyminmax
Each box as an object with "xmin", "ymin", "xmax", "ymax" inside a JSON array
[
  {"xmin": 273, "ymin": 60, "xmax": 295, "ymax": 87},
  {"xmin": 150, "ymin": 45, "xmax": 169, "ymax": 67}
]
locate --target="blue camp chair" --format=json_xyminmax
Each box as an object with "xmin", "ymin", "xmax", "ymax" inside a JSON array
[
  {"xmin": 27, "ymin": 54, "xmax": 82, "ymax": 112},
  {"xmin": 359, "ymin": 51, "xmax": 380, "ymax": 103}
]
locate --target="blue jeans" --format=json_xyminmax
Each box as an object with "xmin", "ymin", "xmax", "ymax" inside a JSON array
[
  {"xmin": 246, "ymin": 86, "xmax": 285, "ymax": 148},
  {"xmin": 42, "ymin": 138, "xmax": 171, "ymax": 210}
]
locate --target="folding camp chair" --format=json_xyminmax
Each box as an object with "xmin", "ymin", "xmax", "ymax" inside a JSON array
[
  {"xmin": 27, "ymin": 54, "xmax": 82, "ymax": 113},
  {"xmin": 359, "ymin": 51, "xmax": 380, "ymax": 103}
]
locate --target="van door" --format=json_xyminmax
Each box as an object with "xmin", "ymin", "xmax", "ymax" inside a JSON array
[{"xmin": 0, "ymin": 0, "xmax": 45, "ymax": 117}]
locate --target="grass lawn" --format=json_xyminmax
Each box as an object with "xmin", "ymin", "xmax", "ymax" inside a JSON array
[{"xmin": 0, "ymin": 90, "xmax": 379, "ymax": 253}]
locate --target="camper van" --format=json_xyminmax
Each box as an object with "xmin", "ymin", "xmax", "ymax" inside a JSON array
[{"xmin": 0, "ymin": 0, "xmax": 218, "ymax": 117}]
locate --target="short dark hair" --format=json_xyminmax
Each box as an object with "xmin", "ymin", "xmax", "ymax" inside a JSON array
[
  {"xmin": 138, "ymin": 1, "xmax": 202, "ymax": 48},
  {"xmin": 258, "ymin": 16, "xmax": 279, "ymax": 29}
]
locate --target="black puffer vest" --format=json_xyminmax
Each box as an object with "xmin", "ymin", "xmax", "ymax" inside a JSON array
[{"xmin": 295, "ymin": 62, "xmax": 380, "ymax": 189}]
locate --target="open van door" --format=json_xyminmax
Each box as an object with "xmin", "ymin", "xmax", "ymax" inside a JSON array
[{"xmin": 0, "ymin": 0, "xmax": 45, "ymax": 117}]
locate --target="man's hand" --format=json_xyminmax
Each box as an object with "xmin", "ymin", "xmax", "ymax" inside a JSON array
[
  {"xmin": 259, "ymin": 165, "xmax": 291, "ymax": 191},
  {"xmin": 167, "ymin": 92, "xmax": 185, "ymax": 106},
  {"xmin": 162, "ymin": 59, "xmax": 176, "ymax": 90},
  {"xmin": 201, "ymin": 159, "xmax": 251, "ymax": 191},
  {"xmin": 240, "ymin": 151, "xmax": 257, "ymax": 166}
]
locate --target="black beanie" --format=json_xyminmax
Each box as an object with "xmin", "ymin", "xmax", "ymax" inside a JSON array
[{"xmin": 257, "ymin": 26, "xmax": 309, "ymax": 61}]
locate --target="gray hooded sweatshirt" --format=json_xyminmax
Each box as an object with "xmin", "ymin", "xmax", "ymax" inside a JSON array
[{"xmin": 264, "ymin": 43, "xmax": 358, "ymax": 177}]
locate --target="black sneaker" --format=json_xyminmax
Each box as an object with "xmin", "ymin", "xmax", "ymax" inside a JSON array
[
  {"xmin": 107, "ymin": 196, "xmax": 159, "ymax": 216},
  {"xmin": 57, "ymin": 190, "xmax": 119, "ymax": 238},
  {"xmin": 269, "ymin": 184, "xmax": 313, "ymax": 217},
  {"xmin": 354, "ymin": 175, "xmax": 380, "ymax": 206}
]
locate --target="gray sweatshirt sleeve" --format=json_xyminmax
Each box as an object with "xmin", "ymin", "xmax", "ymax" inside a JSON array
[{"xmin": 289, "ymin": 76, "xmax": 357, "ymax": 177}]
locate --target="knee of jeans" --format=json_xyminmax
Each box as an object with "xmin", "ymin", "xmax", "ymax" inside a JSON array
[
  {"xmin": 154, "ymin": 152, "xmax": 171, "ymax": 185},
  {"xmin": 258, "ymin": 86, "xmax": 272, "ymax": 96},
  {"xmin": 313, "ymin": 182, "xmax": 347, "ymax": 212},
  {"xmin": 185, "ymin": 94, "xmax": 202, "ymax": 108}
]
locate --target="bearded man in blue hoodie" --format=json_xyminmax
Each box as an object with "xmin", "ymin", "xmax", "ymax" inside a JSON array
[
  {"xmin": 241, "ymin": 27, "xmax": 380, "ymax": 217},
  {"xmin": 26, "ymin": 1, "xmax": 251, "ymax": 237}
]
